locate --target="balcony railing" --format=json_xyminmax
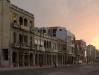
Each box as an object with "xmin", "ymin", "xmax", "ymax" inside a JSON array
[
  {"xmin": 11, "ymin": 43, "xmax": 31, "ymax": 49},
  {"xmin": 11, "ymin": 23, "xmax": 20, "ymax": 29},
  {"xmin": 11, "ymin": 43, "xmax": 20, "ymax": 48},
  {"xmin": 20, "ymin": 25, "xmax": 30, "ymax": 31},
  {"xmin": 11, "ymin": 23, "xmax": 33, "ymax": 32}
]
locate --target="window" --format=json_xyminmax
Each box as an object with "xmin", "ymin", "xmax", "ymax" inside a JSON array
[
  {"xmin": 53, "ymin": 29, "xmax": 57, "ymax": 37},
  {"xmin": 13, "ymin": 32, "xmax": 16, "ymax": 43},
  {"xmin": 19, "ymin": 34, "xmax": 23, "ymax": 44},
  {"xmin": 59, "ymin": 29, "xmax": 62, "ymax": 31},
  {"xmin": 24, "ymin": 35, "xmax": 28, "ymax": 44},
  {"xmin": 13, "ymin": 20, "xmax": 17, "ymax": 23},
  {"xmin": 30, "ymin": 21, "xmax": 33, "ymax": 31},
  {"xmin": 30, "ymin": 37, "xmax": 32, "ymax": 47},
  {"xmin": 43, "ymin": 29, "xmax": 46, "ymax": 33},
  {"xmin": 53, "ymin": 33, "xmax": 56, "ymax": 36},
  {"xmin": 19, "ymin": 17, "xmax": 23, "ymax": 25},
  {"xmin": 3, "ymin": 49, "xmax": 8, "ymax": 60},
  {"xmin": 24, "ymin": 18, "xmax": 28, "ymax": 26},
  {"xmin": 53, "ymin": 29, "xmax": 57, "ymax": 34}
]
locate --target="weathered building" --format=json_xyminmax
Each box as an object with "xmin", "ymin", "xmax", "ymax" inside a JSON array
[
  {"xmin": 95, "ymin": 50, "xmax": 99, "ymax": 62},
  {"xmin": 34, "ymin": 28, "xmax": 67, "ymax": 66},
  {"xmin": 38, "ymin": 27, "xmax": 76, "ymax": 64},
  {"xmin": 75, "ymin": 40, "xmax": 86, "ymax": 64},
  {"xmin": 0, "ymin": 0, "xmax": 34, "ymax": 67},
  {"xmin": 86, "ymin": 45, "xmax": 96, "ymax": 64}
]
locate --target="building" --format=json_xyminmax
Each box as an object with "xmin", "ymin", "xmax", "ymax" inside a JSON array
[
  {"xmin": 0, "ymin": 0, "xmax": 34, "ymax": 67},
  {"xmin": 95, "ymin": 50, "xmax": 99, "ymax": 62},
  {"xmin": 34, "ymin": 28, "xmax": 67, "ymax": 66},
  {"xmin": 38, "ymin": 27, "xmax": 67, "ymax": 41},
  {"xmin": 86, "ymin": 45, "xmax": 96, "ymax": 64},
  {"xmin": 75, "ymin": 40, "xmax": 86, "ymax": 64},
  {"xmin": 38, "ymin": 27, "xmax": 76, "ymax": 64}
]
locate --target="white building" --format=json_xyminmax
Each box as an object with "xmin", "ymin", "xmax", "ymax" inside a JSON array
[{"xmin": 38, "ymin": 27, "xmax": 76, "ymax": 64}]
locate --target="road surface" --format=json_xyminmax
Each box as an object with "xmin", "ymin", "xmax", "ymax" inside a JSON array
[{"xmin": 0, "ymin": 64, "xmax": 99, "ymax": 75}]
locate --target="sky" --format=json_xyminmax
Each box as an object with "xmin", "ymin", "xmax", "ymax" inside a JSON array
[{"xmin": 11, "ymin": 0, "xmax": 99, "ymax": 50}]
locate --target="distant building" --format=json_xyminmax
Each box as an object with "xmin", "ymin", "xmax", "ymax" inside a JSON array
[
  {"xmin": 75, "ymin": 40, "xmax": 86, "ymax": 64},
  {"xmin": 95, "ymin": 50, "xmax": 99, "ymax": 62},
  {"xmin": 86, "ymin": 45, "xmax": 96, "ymax": 64}
]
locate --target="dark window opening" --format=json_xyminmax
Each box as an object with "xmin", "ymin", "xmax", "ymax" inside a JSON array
[
  {"xmin": 59, "ymin": 29, "xmax": 62, "ymax": 31},
  {"xmin": 53, "ymin": 29, "xmax": 57, "ymax": 37},
  {"xmin": 43, "ymin": 29, "xmax": 46, "ymax": 33},
  {"xmin": 30, "ymin": 37, "xmax": 32, "ymax": 47},
  {"xmin": 12, "ymin": 52, "xmax": 17, "ymax": 63},
  {"xmin": 19, "ymin": 17, "xmax": 23, "ymax": 25},
  {"xmin": 53, "ymin": 29, "xmax": 57, "ymax": 33},
  {"xmin": 3, "ymin": 49, "xmax": 8, "ymax": 60},
  {"xmin": 24, "ymin": 18, "xmax": 28, "ymax": 26},
  {"xmin": 13, "ymin": 20, "xmax": 17, "ymax": 23},
  {"xmin": 19, "ymin": 34, "xmax": 23, "ymax": 44},
  {"xmin": 53, "ymin": 33, "xmax": 56, "ymax": 37}
]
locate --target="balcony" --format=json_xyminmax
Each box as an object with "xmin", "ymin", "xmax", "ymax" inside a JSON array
[
  {"xmin": 11, "ymin": 43, "xmax": 20, "ymax": 48},
  {"xmin": 20, "ymin": 25, "xmax": 30, "ymax": 32},
  {"xmin": 11, "ymin": 43, "xmax": 30, "ymax": 49},
  {"xmin": 11, "ymin": 23, "xmax": 20, "ymax": 29}
]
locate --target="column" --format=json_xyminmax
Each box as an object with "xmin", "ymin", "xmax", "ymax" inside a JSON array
[
  {"xmin": 17, "ymin": 51, "xmax": 19, "ymax": 67},
  {"xmin": 9, "ymin": 49, "xmax": 13, "ymax": 67}
]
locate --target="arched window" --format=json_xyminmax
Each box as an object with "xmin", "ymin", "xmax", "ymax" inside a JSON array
[
  {"xmin": 13, "ymin": 20, "xmax": 17, "ymax": 23},
  {"xmin": 19, "ymin": 17, "xmax": 23, "ymax": 25},
  {"xmin": 24, "ymin": 18, "xmax": 28, "ymax": 26}
]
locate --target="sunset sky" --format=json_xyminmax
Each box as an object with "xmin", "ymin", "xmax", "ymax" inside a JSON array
[{"xmin": 11, "ymin": 0, "xmax": 99, "ymax": 50}]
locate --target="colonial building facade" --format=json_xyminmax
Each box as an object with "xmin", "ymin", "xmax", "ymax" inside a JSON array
[
  {"xmin": 0, "ymin": 0, "xmax": 34, "ymax": 67},
  {"xmin": 38, "ymin": 27, "xmax": 76, "ymax": 64},
  {"xmin": 34, "ymin": 28, "xmax": 67, "ymax": 67}
]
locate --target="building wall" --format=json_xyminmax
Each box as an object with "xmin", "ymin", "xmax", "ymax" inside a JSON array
[
  {"xmin": 96, "ymin": 50, "xmax": 99, "ymax": 62},
  {"xmin": 38, "ymin": 27, "xmax": 76, "ymax": 64},
  {"xmin": 75, "ymin": 40, "xmax": 86, "ymax": 64},
  {"xmin": 87, "ymin": 45, "xmax": 96, "ymax": 64},
  {"xmin": 0, "ymin": 0, "xmax": 11, "ymax": 67},
  {"xmin": 0, "ymin": 0, "xmax": 35, "ymax": 67}
]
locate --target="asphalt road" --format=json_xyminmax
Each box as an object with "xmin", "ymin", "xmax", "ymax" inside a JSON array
[{"xmin": 0, "ymin": 64, "xmax": 99, "ymax": 75}]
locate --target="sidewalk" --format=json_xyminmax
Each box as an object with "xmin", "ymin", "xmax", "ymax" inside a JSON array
[
  {"xmin": 0, "ymin": 64, "xmax": 85, "ymax": 71},
  {"xmin": 0, "ymin": 65, "xmax": 56, "ymax": 71}
]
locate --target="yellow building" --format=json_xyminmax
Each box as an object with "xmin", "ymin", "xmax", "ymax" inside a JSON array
[{"xmin": 0, "ymin": 0, "xmax": 34, "ymax": 67}]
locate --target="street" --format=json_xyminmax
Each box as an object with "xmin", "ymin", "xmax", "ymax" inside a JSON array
[{"xmin": 0, "ymin": 64, "xmax": 99, "ymax": 75}]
